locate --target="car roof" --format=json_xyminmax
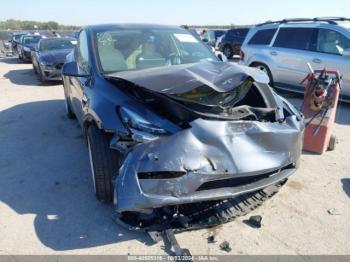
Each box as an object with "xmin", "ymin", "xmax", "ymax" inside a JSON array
[
  {"xmin": 85, "ymin": 23, "xmax": 185, "ymax": 32},
  {"xmin": 13, "ymin": 32, "xmax": 28, "ymax": 35},
  {"xmin": 256, "ymin": 18, "xmax": 350, "ymax": 30},
  {"xmin": 40, "ymin": 37, "xmax": 76, "ymax": 41},
  {"xmin": 254, "ymin": 21, "xmax": 350, "ymax": 34},
  {"xmin": 22, "ymin": 34, "xmax": 43, "ymax": 38}
]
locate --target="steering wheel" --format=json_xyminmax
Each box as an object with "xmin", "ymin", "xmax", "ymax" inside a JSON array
[{"xmin": 167, "ymin": 53, "xmax": 182, "ymax": 65}]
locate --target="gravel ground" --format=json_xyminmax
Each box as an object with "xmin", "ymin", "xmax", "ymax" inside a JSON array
[{"xmin": 0, "ymin": 56, "xmax": 349, "ymax": 255}]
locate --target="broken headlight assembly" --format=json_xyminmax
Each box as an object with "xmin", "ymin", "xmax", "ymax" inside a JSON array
[{"xmin": 119, "ymin": 107, "xmax": 169, "ymax": 142}]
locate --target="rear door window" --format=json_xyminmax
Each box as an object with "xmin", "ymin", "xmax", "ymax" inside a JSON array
[
  {"xmin": 316, "ymin": 29, "xmax": 350, "ymax": 55},
  {"xmin": 248, "ymin": 29, "xmax": 277, "ymax": 45},
  {"xmin": 273, "ymin": 28, "xmax": 317, "ymax": 51}
]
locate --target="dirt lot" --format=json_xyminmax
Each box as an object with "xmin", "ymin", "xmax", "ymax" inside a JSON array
[{"xmin": 0, "ymin": 55, "xmax": 349, "ymax": 255}]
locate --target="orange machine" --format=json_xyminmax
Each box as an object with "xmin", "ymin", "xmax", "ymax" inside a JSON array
[{"xmin": 300, "ymin": 64, "xmax": 341, "ymax": 154}]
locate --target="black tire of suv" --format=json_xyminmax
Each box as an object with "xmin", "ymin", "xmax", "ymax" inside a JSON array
[
  {"xmin": 251, "ymin": 62, "xmax": 274, "ymax": 87},
  {"xmin": 87, "ymin": 125, "xmax": 122, "ymax": 202},
  {"xmin": 223, "ymin": 45, "xmax": 233, "ymax": 59}
]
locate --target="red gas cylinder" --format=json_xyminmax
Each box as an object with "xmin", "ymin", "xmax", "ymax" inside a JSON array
[{"xmin": 300, "ymin": 69, "xmax": 341, "ymax": 154}]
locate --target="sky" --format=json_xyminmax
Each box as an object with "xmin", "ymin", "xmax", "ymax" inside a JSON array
[{"xmin": 0, "ymin": 0, "xmax": 349, "ymax": 26}]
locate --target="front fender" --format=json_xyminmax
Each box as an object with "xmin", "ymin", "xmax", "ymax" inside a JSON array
[{"xmin": 247, "ymin": 53, "xmax": 274, "ymax": 68}]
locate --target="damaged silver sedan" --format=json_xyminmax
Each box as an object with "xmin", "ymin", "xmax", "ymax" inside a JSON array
[{"xmin": 62, "ymin": 24, "xmax": 304, "ymax": 230}]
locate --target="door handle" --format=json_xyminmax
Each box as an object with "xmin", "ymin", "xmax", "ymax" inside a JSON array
[
  {"xmin": 270, "ymin": 51, "xmax": 278, "ymax": 56},
  {"xmin": 312, "ymin": 58, "xmax": 322, "ymax": 64}
]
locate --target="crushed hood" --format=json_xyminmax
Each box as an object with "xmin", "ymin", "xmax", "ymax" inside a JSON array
[{"xmin": 106, "ymin": 61, "xmax": 269, "ymax": 95}]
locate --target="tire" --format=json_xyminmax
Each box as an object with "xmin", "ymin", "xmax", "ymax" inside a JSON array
[
  {"xmin": 328, "ymin": 134, "xmax": 337, "ymax": 151},
  {"xmin": 251, "ymin": 62, "xmax": 274, "ymax": 86},
  {"xmin": 63, "ymin": 88, "xmax": 76, "ymax": 119},
  {"xmin": 87, "ymin": 125, "xmax": 122, "ymax": 202},
  {"xmin": 33, "ymin": 63, "xmax": 38, "ymax": 74},
  {"xmin": 38, "ymin": 67, "xmax": 46, "ymax": 83},
  {"xmin": 223, "ymin": 45, "xmax": 233, "ymax": 59}
]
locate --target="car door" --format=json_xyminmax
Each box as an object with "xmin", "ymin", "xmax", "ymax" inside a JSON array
[
  {"xmin": 313, "ymin": 28, "xmax": 350, "ymax": 98},
  {"xmin": 70, "ymin": 30, "xmax": 90, "ymax": 126},
  {"xmin": 270, "ymin": 27, "xmax": 318, "ymax": 91}
]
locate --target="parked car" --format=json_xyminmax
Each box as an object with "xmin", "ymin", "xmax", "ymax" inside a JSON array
[
  {"xmin": 218, "ymin": 28, "xmax": 250, "ymax": 59},
  {"xmin": 32, "ymin": 37, "xmax": 77, "ymax": 82},
  {"xmin": 17, "ymin": 34, "xmax": 44, "ymax": 62},
  {"xmin": 10, "ymin": 32, "xmax": 28, "ymax": 54},
  {"xmin": 202, "ymin": 29, "xmax": 226, "ymax": 47},
  {"xmin": 62, "ymin": 24, "xmax": 303, "ymax": 229},
  {"xmin": 69, "ymin": 31, "xmax": 80, "ymax": 39},
  {"xmin": 241, "ymin": 17, "xmax": 350, "ymax": 101}
]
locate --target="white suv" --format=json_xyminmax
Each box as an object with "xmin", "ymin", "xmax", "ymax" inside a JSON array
[{"xmin": 241, "ymin": 18, "xmax": 350, "ymax": 101}]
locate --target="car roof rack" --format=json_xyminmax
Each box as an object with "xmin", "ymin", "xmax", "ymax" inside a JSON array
[{"xmin": 256, "ymin": 17, "xmax": 350, "ymax": 26}]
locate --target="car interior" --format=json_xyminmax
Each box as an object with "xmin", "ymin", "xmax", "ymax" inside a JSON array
[
  {"xmin": 96, "ymin": 29, "xmax": 215, "ymax": 73},
  {"xmin": 317, "ymin": 29, "xmax": 350, "ymax": 55}
]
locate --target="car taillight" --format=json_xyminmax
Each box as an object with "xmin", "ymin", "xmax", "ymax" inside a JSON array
[{"xmin": 240, "ymin": 50, "xmax": 245, "ymax": 61}]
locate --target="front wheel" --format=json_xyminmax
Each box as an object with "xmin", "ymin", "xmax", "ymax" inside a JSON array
[
  {"xmin": 38, "ymin": 67, "xmax": 47, "ymax": 83},
  {"xmin": 251, "ymin": 63, "xmax": 274, "ymax": 86},
  {"xmin": 33, "ymin": 63, "xmax": 38, "ymax": 74},
  {"xmin": 87, "ymin": 125, "xmax": 122, "ymax": 202}
]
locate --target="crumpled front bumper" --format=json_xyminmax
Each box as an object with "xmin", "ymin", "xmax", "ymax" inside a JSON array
[{"xmin": 115, "ymin": 115, "xmax": 304, "ymax": 213}]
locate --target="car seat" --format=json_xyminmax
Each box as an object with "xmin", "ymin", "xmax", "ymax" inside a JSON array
[
  {"xmin": 320, "ymin": 31, "xmax": 343, "ymax": 55},
  {"xmin": 136, "ymin": 41, "xmax": 166, "ymax": 69},
  {"xmin": 97, "ymin": 33, "xmax": 127, "ymax": 72}
]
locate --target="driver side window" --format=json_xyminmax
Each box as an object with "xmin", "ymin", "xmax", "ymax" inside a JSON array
[{"xmin": 77, "ymin": 30, "xmax": 89, "ymax": 72}]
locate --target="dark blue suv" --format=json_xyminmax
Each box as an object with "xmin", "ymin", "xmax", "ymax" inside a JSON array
[{"xmin": 218, "ymin": 28, "xmax": 250, "ymax": 59}]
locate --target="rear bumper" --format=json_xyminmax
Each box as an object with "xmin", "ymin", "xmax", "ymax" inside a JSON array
[{"xmin": 115, "ymin": 115, "xmax": 304, "ymax": 213}]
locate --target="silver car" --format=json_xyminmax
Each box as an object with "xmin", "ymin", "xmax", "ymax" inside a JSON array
[{"xmin": 241, "ymin": 18, "xmax": 350, "ymax": 101}]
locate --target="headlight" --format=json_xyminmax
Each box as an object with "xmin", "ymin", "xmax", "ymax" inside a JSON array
[
  {"xmin": 23, "ymin": 47, "xmax": 31, "ymax": 52},
  {"xmin": 119, "ymin": 107, "xmax": 168, "ymax": 142}
]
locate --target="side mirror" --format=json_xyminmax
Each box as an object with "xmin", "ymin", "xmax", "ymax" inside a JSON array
[
  {"xmin": 62, "ymin": 61, "xmax": 90, "ymax": 77},
  {"xmin": 202, "ymin": 38, "xmax": 209, "ymax": 43},
  {"xmin": 342, "ymin": 48, "xmax": 350, "ymax": 58}
]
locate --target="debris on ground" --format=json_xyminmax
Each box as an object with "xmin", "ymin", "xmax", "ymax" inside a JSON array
[
  {"xmin": 207, "ymin": 235, "xmax": 216, "ymax": 244},
  {"xmin": 244, "ymin": 215, "xmax": 262, "ymax": 228},
  {"xmin": 327, "ymin": 208, "xmax": 341, "ymax": 215},
  {"xmin": 219, "ymin": 241, "xmax": 232, "ymax": 252}
]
